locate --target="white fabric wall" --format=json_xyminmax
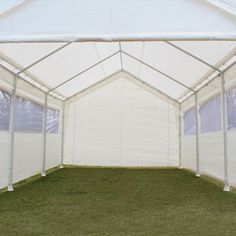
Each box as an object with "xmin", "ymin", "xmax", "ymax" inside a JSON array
[
  {"xmin": 225, "ymin": 64, "xmax": 236, "ymax": 186},
  {"xmin": 181, "ymin": 95, "xmax": 196, "ymax": 171},
  {"xmin": 45, "ymin": 95, "xmax": 63, "ymax": 170},
  {"xmin": 64, "ymin": 74, "xmax": 179, "ymax": 167},
  {"xmin": 0, "ymin": 66, "xmax": 13, "ymax": 188},
  {"xmin": 181, "ymin": 63, "xmax": 236, "ymax": 186},
  {"xmin": 0, "ymin": 65, "xmax": 63, "ymax": 188},
  {"xmin": 0, "ymin": 132, "xmax": 10, "ymax": 188}
]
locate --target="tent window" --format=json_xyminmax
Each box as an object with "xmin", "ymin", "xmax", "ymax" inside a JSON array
[
  {"xmin": 199, "ymin": 95, "xmax": 221, "ymax": 133},
  {"xmin": 15, "ymin": 97, "xmax": 43, "ymax": 133},
  {"xmin": 0, "ymin": 89, "xmax": 11, "ymax": 131},
  {"xmin": 227, "ymin": 87, "xmax": 236, "ymax": 130},
  {"xmin": 47, "ymin": 108, "xmax": 60, "ymax": 134},
  {"xmin": 183, "ymin": 107, "xmax": 196, "ymax": 135}
]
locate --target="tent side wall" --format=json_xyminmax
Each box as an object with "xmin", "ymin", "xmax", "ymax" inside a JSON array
[
  {"xmin": 0, "ymin": 65, "xmax": 63, "ymax": 189},
  {"xmin": 181, "ymin": 62, "xmax": 236, "ymax": 186},
  {"xmin": 63, "ymin": 73, "xmax": 179, "ymax": 167}
]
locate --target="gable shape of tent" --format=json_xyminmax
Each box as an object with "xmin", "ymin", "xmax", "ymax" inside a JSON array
[
  {"xmin": 0, "ymin": 0, "xmax": 235, "ymax": 104},
  {"xmin": 0, "ymin": 0, "xmax": 236, "ymax": 193}
]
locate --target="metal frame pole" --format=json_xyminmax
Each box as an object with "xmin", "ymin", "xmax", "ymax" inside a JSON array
[
  {"xmin": 41, "ymin": 93, "xmax": 48, "ymax": 177},
  {"xmin": 123, "ymin": 70, "xmax": 179, "ymax": 104},
  {"xmin": 119, "ymin": 42, "xmax": 123, "ymax": 70},
  {"xmin": 179, "ymin": 103, "xmax": 182, "ymax": 169},
  {"xmin": 17, "ymin": 42, "xmax": 73, "ymax": 75},
  {"xmin": 180, "ymin": 60, "xmax": 236, "ymax": 104},
  {"xmin": 165, "ymin": 41, "xmax": 221, "ymax": 72},
  {"xmin": 167, "ymin": 98, "xmax": 170, "ymax": 165},
  {"xmin": 8, "ymin": 74, "xmax": 17, "ymax": 191},
  {"xmin": 195, "ymin": 92, "xmax": 200, "ymax": 177},
  {"xmin": 221, "ymin": 72, "xmax": 230, "ymax": 191},
  {"xmin": 48, "ymin": 50, "xmax": 120, "ymax": 93},
  {"xmin": 121, "ymin": 50, "xmax": 195, "ymax": 92},
  {"xmin": 60, "ymin": 101, "xmax": 65, "ymax": 168}
]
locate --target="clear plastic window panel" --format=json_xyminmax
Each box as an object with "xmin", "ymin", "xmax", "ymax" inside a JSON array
[
  {"xmin": 46, "ymin": 108, "xmax": 60, "ymax": 134},
  {"xmin": 199, "ymin": 95, "xmax": 221, "ymax": 133},
  {"xmin": 183, "ymin": 107, "xmax": 196, "ymax": 135},
  {"xmin": 227, "ymin": 87, "xmax": 236, "ymax": 130},
  {"xmin": 15, "ymin": 97, "xmax": 43, "ymax": 133},
  {"xmin": 0, "ymin": 89, "xmax": 11, "ymax": 131}
]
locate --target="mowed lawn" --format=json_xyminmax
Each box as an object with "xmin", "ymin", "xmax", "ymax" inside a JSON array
[{"xmin": 1, "ymin": 167, "xmax": 236, "ymax": 236}]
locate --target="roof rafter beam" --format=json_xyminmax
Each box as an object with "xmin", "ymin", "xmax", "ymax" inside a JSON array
[
  {"xmin": 205, "ymin": 0, "xmax": 236, "ymax": 17},
  {"xmin": 179, "ymin": 47, "xmax": 236, "ymax": 103},
  {"xmin": 48, "ymin": 50, "xmax": 120, "ymax": 94},
  {"xmin": 65, "ymin": 70, "xmax": 179, "ymax": 104},
  {"xmin": 65, "ymin": 70, "xmax": 122, "ymax": 101},
  {"xmin": 180, "ymin": 58, "xmax": 236, "ymax": 104},
  {"xmin": 119, "ymin": 42, "xmax": 123, "ymax": 70},
  {"xmin": 0, "ymin": 49, "xmax": 66, "ymax": 99},
  {"xmin": 121, "ymin": 50, "xmax": 195, "ymax": 92},
  {"xmin": 165, "ymin": 41, "xmax": 222, "ymax": 73},
  {"xmin": 17, "ymin": 41, "xmax": 75, "ymax": 75},
  {"xmin": 123, "ymin": 70, "xmax": 179, "ymax": 104}
]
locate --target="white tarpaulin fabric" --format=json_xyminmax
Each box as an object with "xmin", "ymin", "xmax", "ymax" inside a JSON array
[
  {"xmin": 0, "ymin": 1, "xmax": 234, "ymax": 102},
  {"xmin": 0, "ymin": 66, "xmax": 63, "ymax": 188},
  {"xmin": 0, "ymin": 0, "xmax": 236, "ymax": 42},
  {"xmin": 0, "ymin": 41, "xmax": 235, "ymax": 101},
  {"xmin": 64, "ymin": 72, "xmax": 179, "ymax": 167}
]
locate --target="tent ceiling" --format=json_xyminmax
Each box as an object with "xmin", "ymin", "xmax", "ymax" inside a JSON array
[
  {"xmin": 0, "ymin": 0, "xmax": 236, "ymax": 42},
  {"xmin": 0, "ymin": 41, "xmax": 235, "ymax": 101},
  {"xmin": 0, "ymin": 1, "xmax": 235, "ymax": 101}
]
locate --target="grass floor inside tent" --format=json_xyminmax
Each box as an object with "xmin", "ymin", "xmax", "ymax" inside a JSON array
[{"xmin": 1, "ymin": 168, "xmax": 236, "ymax": 235}]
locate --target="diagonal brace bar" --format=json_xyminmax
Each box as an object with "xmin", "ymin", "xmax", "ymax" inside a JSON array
[
  {"xmin": 17, "ymin": 41, "xmax": 74, "ymax": 75},
  {"xmin": 119, "ymin": 42, "xmax": 123, "ymax": 70},
  {"xmin": 121, "ymin": 50, "xmax": 195, "ymax": 92},
  {"xmin": 65, "ymin": 70, "xmax": 122, "ymax": 101},
  {"xmin": 48, "ymin": 50, "xmax": 121, "ymax": 93},
  {"xmin": 124, "ymin": 70, "xmax": 179, "ymax": 104},
  {"xmin": 165, "ymin": 41, "xmax": 222, "ymax": 73}
]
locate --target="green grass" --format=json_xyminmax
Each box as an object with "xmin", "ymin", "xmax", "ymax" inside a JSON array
[{"xmin": 1, "ymin": 168, "xmax": 236, "ymax": 236}]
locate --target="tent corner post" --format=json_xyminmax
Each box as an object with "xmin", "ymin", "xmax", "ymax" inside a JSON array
[
  {"xmin": 60, "ymin": 101, "xmax": 66, "ymax": 169},
  {"xmin": 8, "ymin": 74, "xmax": 18, "ymax": 192},
  {"xmin": 179, "ymin": 103, "xmax": 182, "ymax": 169},
  {"xmin": 41, "ymin": 93, "xmax": 48, "ymax": 177},
  {"xmin": 220, "ymin": 72, "xmax": 230, "ymax": 192},
  {"xmin": 195, "ymin": 92, "xmax": 200, "ymax": 178},
  {"xmin": 167, "ymin": 98, "xmax": 170, "ymax": 166}
]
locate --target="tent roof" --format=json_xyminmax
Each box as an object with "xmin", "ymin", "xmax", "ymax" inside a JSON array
[
  {"xmin": 0, "ymin": 0, "xmax": 236, "ymax": 42},
  {"xmin": 0, "ymin": 0, "xmax": 236, "ymax": 102}
]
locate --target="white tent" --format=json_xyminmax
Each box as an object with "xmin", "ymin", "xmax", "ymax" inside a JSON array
[{"xmin": 0, "ymin": 0, "xmax": 236, "ymax": 192}]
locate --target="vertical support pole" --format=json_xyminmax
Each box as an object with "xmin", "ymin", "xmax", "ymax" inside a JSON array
[
  {"xmin": 167, "ymin": 98, "xmax": 170, "ymax": 166},
  {"xmin": 179, "ymin": 103, "xmax": 182, "ymax": 169},
  {"xmin": 221, "ymin": 72, "xmax": 230, "ymax": 192},
  {"xmin": 195, "ymin": 92, "xmax": 200, "ymax": 177},
  {"xmin": 41, "ymin": 93, "xmax": 48, "ymax": 177},
  {"xmin": 60, "ymin": 101, "xmax": 65, "ymax": 168},
  {"xmin": 8, "ymin": 74, "xmax": 17, "ymax": 191}
]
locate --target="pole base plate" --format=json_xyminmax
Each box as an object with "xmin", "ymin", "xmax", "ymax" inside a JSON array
[
  {"xmin": 223, "ymin": 185, "xmax": 230, "ymax": 192},
  {"xmin": 7, "ymin": 185, "xmax": 14, "ymax": 192},
  {"xmin": 41, "ymin": 171, "xmax": 46, "ymax": 177}
]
